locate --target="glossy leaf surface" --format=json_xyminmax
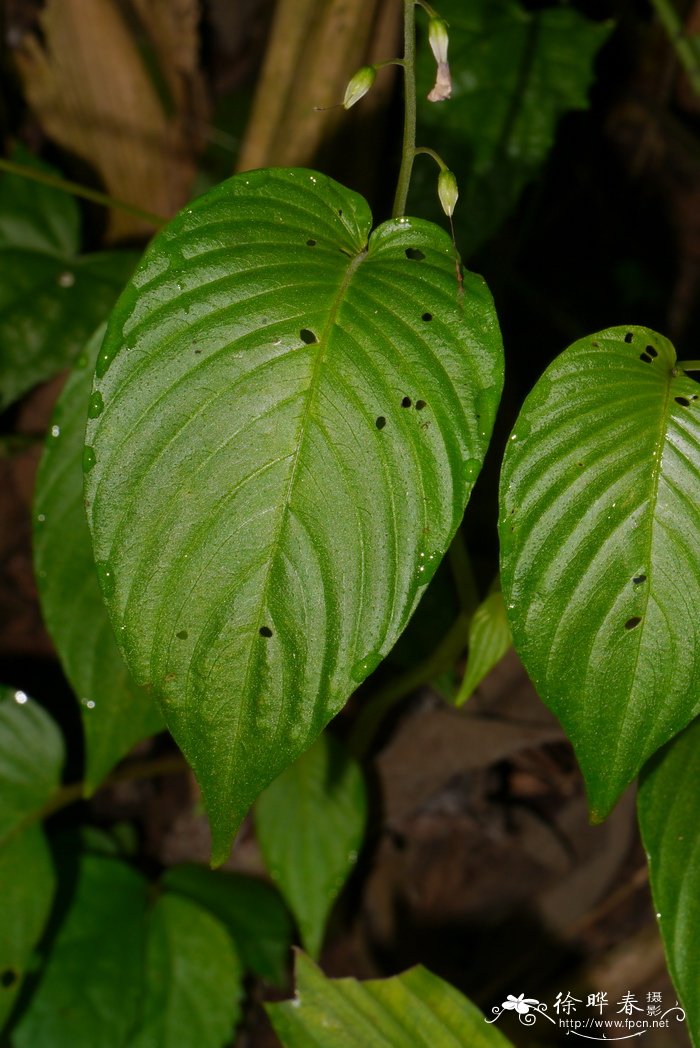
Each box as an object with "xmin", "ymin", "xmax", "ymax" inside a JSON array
[
  {"xmin": 267, "ymin": 953, "xmax": 512, "ymax": 1047},
  {"xmin": 13, "ymin": 855, "xmax": 148, "ymax": 1048},
  {"xmin": 34, "ymin": 327, "xmax": 163, "ymax": 791},
  {"xmin": 0, "ymin": 150, "xmax": 136, "ymax": 409},
  {"xmin": 455, "ymin": 586, "xmax": 511, "ymax": 705},
  {"xmin": 414, "ymin": 0, "xmax": 611, "ymax": 255},
  {"xmin": 132, "ymin": 894, "xmax": 244, "ymax": 1048},
  {"xmin": 85, "ymin": 167, "xmax": 503, "ymax": 861},
  {"xmin": 256, "ymin": 733, "xmax": 366, "ymax": 958},
  {"xmin": 0, "ymin": 685, "xmax": 63, "ymax": 845},
  {"xmin": 499, "ymin": 327, "xmax": 700, "ymax": 818},
  {"xmin": 638, "ymin": 717, "xmax": 700, "ymax": 1045},
  {"xmin": 0, "ymin": 827, "xmax": 55, "ymax": 1029},
  {"xmin": 163, "ymin": 863, "xmax": 293, "ymax": 985}
]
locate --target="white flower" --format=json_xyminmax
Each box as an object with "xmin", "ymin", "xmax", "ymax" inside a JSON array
[{"xmin": 502, "ymin": 994, "xmax": 539, "ymax": 1015}]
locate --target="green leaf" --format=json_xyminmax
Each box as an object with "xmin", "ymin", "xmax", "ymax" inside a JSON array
[
  {"xmin": 499, "ymin": 327, "xmax": 700, "ymax": 819},
  {"xmin": 638, "ymin": 717, "xmax": 700, "ymax": 1045},
  {"xmin": 0, "ymin": 685, "xmax": 64, "ymax": 846},
  {"xmin": 13, "ymin": 855, "xmax": 148, "ymax": 1048},
  {"xmin": 454, "ymin": 585, "xmax": 511, "ymax": 705},
  {"xmin": 131, "ymin": 894, "xmax": 244, "ymax": 1048},
  {"xmin": 0, "ymin": 827, "xmax": 55, "ymax": 1030},
  {"xmin": 266, "ymin": 952, "xmax": 513, "ymax": 1047},
  {"xmin": 163, "ymin": 863, "xmax": 293, "ymax": 985},
  {"xmin": 0, "ymin": 149, "xmax": 137, "ymax": 409},
  {"xmin": 34, "ymin": 326, "xmax": 163, "ymax": 792},
  {"xmin": 255, "ymin": 733, "xmax": 366, "ymax": 959},
  {"xmin": 414, "ymin": 0, "xmax": 612, "ymax": 255},
  {"xmin": 85, "ymin": 167, "xmax": 503, "ymax": 861}
]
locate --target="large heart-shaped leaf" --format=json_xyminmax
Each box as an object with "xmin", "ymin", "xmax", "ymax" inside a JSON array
[
  {"xmin": 638, "ymin": 717, "xmax": 700, "ymax": 1045},
  {"xmin": 0, "ymin": 149, "xmax": 137, "ymax": 410},
  {"xmin": 499, "ymin": 326, "xmax": 700, "ymax": 819},
  {"xmin": 266, "ymin": 953, "xmax": 513, "ymax": 1047},
  {"xmin": 34, "ymin": 326, "xmax": 163, "ymax": 792},
  {"xmin": 85, "ymin": 168, "xmax": 503, "ymax": 861}
]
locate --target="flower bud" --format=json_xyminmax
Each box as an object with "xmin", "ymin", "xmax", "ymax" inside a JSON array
[
  {"xmin": 438, "ymin": 168, "xmax": 458, "ymax": 217},
  {"xmin": 343, "ymin": 65, "xmax": 376, "ymax": 109},
  {"xmin": 427, "ymin": 18, "xmax": 451, "ymax": 101},
  {"xmin": 428, "ymin": 18, "xmax": 449, "ymax": 65}
]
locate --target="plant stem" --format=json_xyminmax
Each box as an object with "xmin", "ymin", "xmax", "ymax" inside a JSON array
[
  {"xmin": 414, "ymin": 145, "xmax": 446, "ymax": 170},
  {"xmin": 392, "ymin": 0, "xmax": 418, "ymax": 218},
  {"xmin": 447, "ymin": 527, "xmax": 480, "ymax": 620},
  {"xmin": 36, "ymin": 754, "xmax": 188, "ymax": 827},
  {"xmin": 348, "ymin": 612, "xmax": 468, "ymax": 758},
  {"xmin": 650, "ymin": 0, "xmax": 700, "ymax": 97},
  {"xmin": 678, "ymin": 359, "xmax": 700, "ymax": 372},
  {"xmin": 0, "ymin": 158, "xmax": 167, "ymax": 229}
]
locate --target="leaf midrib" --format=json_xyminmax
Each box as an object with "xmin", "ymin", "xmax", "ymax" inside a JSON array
[{"xmin": 222, "ymin": 244, "xmax": 369, "ymax": 791}]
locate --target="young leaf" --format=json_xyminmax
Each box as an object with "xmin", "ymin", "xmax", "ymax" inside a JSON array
[
  {"xmin": 266, "ymin": 952, "xmax": 513, "ymax": 1047},
  {"xmin": 499, "ymin": 327, "xmax": 700, "ymax": 820},
  {"xmin": 13, "ymin": 855, "xmax": 148, "ymax": 1048},
  {"xmin": 638, "ymin": 717, "xmax": 700, "ymax": 1045},
  {"xmin": 0, "ymin": 827, "xmax": 55, "ymax": 1030},
  {"xmin": 255, "ymin": 733, "xmax": 366, "ymax": 959},
  {"xmin": 34, "ymin": 326, "xmax": 163, "ymax": 792},
  {"xmin": 414, "ymin": 0, "xmax": 612, "ymax": 255},
  {"xmin": 163, "ymin": 863, "xmax": 293, "ymax": 985},
  {"xmin": 454, "ymin": 585, "xmax": 511, "ymax": 705},
  {"xmin": 0, "ymin": 150, "xmax": 137, "ymax": 410},
  {"xmin": 85, "ymin": 167, "xmax": 504, "ymax": 861},
  {"xmin": 0, "ymin": 686, "xmax": 64, "ymax": 845},
  {"xmin": 131, "ymin": 894, "xmax": 244, "ymax": 1048}
]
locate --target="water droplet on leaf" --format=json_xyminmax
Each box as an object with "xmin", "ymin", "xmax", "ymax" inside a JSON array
[{"xmin": 88, "ymin": 392, "xmax": 104, "ymax": 419}]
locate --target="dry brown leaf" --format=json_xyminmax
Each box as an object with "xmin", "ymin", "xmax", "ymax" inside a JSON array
[{"xmin": 14, "ymin": 0, "xmax": 205, "ymax": 240}]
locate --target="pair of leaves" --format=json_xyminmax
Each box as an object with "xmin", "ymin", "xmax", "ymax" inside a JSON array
[
  {"xmin": 267, "ymin": 953, "xmax": 512, "ymax": 1048},
  {"xmin": 84, "ymin": 167, "xmax": 504, "ymax": 862},
  {"xmin": 0, "ymin": 687, "xmax": 63, "ymax": 1029},
  {"xmin": 34, "ymin": 325, "xmax": 163, "ymax": 792},
  {"xmin": 413, "ymin": 0, "xmax": 612, "ymax": 255},
  {"xmin": 0, "ymin": 149, "xmax": 136, "ymax": 410},
  {"xmin": 12, "ymin": 854, "xmax": 243, "ymax": 1048}
]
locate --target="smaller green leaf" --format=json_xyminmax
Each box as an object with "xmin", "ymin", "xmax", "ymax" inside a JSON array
[
  {"xmin": 0, "ymin": 827, "xmax": 55, "ymax": 1030},
  {"xmin": 34, "ymin": 326, "xmax": 163, "ymax": 791},
  {"xmin": 0, "ymin": 149, "xmax": 137, "ymax": 409},
  {"xmin": 0, "ymin": 686, "xmax": 64, "ymax": 846},
  {"xmin": 266, "ymin": 953, "xmax": 513, "ymax": 1047},
  {"xmin": 13, "ymin": 855, "xmax": 148, "ymax": 1048},
  {"xmin": 0, "ymin": 147, "xmax": 78, "ymax": 256},
  {"xmin": 131, "ymin": 894, "xmax": 244, "ymax": 1048},
  {"xmin": 163, "ymin": 863, "xmax": 293, "ymax": 985},
  {"xmin": 638, "ymin": 716, "xmax": 700, "ymax": 1046},
  {"xmin": 454, "ymin": 585, "xmax": 511, "ymax": 705},
  {"xmin": 499, "ymin": 326, "xmax": 700, "ymax": 819},
  {"xmin": 255, "ymin": 733, "xmax": 366, "ymax": 959}
]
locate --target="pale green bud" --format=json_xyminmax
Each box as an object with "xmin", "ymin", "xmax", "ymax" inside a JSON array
[
  {"xmin": 438, "ymin": 168, "xmax": 458, "ymax": 217},
  {"xmin": 428, "ymin": 18, "xmax": 449, "ymax": 65},
  {"xmin": 343, "ymin": 65, "xmax": 377, "ymax": 109}
]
